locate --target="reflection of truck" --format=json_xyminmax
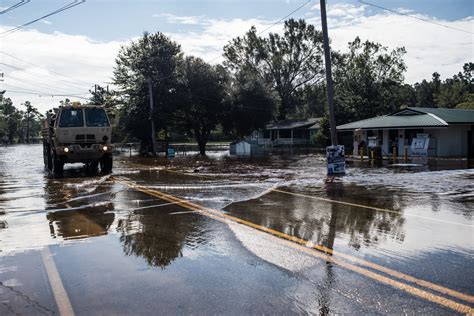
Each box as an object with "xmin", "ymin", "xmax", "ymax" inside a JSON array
[{"xmin": 42, "ymin": 104, "xmax": 113, "ymax": 175}]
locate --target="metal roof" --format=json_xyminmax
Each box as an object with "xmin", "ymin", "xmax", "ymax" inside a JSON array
[
  {"xmin": 407, "ymin": 107, "xmax": 474, "ymax": 124},
  {"xmin": 337, "ymin": 107, "xmax": 474, "ymax": 131},
  {"xmin": 266, "ymin": 118, "xmax": 320, "ymax": 130}
]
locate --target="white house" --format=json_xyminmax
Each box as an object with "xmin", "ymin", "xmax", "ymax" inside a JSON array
[
  {"xmin": 250, "ymin": 118, "xmax": 321, "ymax": 146},
  {"xmin": 337, "ymin": 107, "xmax": 474, "ymax": 159}
]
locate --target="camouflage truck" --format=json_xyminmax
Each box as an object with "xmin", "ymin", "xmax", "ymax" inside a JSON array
[{"xmin": 42, "ymin": 104, "xmax": 113, "ymax": 175}]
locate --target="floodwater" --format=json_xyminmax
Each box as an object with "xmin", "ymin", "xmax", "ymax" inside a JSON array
[{"xmin": 0, "ymin": 144, "xmax": 473, "ymax": 315}]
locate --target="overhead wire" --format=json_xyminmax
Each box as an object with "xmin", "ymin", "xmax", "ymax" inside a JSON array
[
  {"xmin": 0, "ymin": 51, "xmax": 95, "ymax": 86},
  {"xmin": 2, "ymin": 0, "xmax": 310, "ymax": 102},
  {"xmin": 5, "ymin": 73, "xmax": 92, "ymax": 95},
  {"xmin": 0, "ymin": 62, "xmax": 91, "ymax": 91},
  {"xmin": 154, "ymin": 0, "xmax": 312, "ymax": 81},
  {"xmin": 358, "ymin": 0, "xmax": 473, "ymax": 35},
  {"xmin": 1, "ymin": 83, "xmax": 89, "ymax": 98},
  {"xmin": 0, "ymin": 0, "xmax": 30, "ymax": 15},
  {"xmin": 1, "ymin": 0, "xmax": 86, "ymax": 36}
]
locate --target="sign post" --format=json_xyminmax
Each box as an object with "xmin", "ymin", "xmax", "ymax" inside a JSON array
[{"xmin": 326, "ymin": 145, "xmax": 346, "ymax": 175}]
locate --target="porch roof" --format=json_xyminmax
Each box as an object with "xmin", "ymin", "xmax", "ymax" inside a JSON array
[{"xmin": 266, "ymin": 118, "xmax": 320, "ymax": 130}]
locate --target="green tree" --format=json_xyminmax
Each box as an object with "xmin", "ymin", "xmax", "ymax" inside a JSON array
[
  {"xmin": 332, "ymin": 37, "xmax": 407, "ymax": 123},
  {"xmin": 23, "ymin": 101, "xmax": 41, "ymax": 143},
  {"xmin": 224, "ymin": 19, "xmax": 325, "ymax": 120},
  {"xmin": 0, "ymin": 96, "xmax": 21, "ymax": 143},
  {"xmin": 224, "ymin": 70, "xmax": 275, "ymax": 138},
  {"xmin": 113, "ymin": 31, "xmax": 182, "ymax": 150},
  {"xmin": 173, "ymin": 56, "xmax": 228, "ymax": 156}
]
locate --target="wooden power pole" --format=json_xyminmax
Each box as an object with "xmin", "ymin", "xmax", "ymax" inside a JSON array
[{"xmin": 320, "ymin": 0, "xmax": 338, "ymax": 146}]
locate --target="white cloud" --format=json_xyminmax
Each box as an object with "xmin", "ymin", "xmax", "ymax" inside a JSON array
[
  {"xmin": 1, "ymin": 2, "xmax": 472, "ymax": 113},
  {"xmin": 306, "ymin": 3, "xmax": 473, "ymax": 83},
  {"xmin": 0, "ymin": 27, "xmax": 124, "ymax": 113},
  {"xmin": 41, "ymin": 20, "xmax": 52, "ymax": 25},
  {"xmin": 152, "ymin": 13, "xmax": 207, "ymax": 25}
]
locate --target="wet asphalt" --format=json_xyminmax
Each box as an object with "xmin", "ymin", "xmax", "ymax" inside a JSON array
[{"xmin": 0, "ymin": 144, "xmax": 473, "ymax": 315}]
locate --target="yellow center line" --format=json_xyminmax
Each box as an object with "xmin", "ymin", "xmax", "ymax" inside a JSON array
[
  {"xmin": 112, "ymin": 176, "xmax": 474, "ymax": 313},
  {"xmin": 271, "ymin": 188, "xmax": 473, "ymax": 228},
  {"xmin": 41, "ymin": 246, "xmax": 75, "ymax": 316},
  {"xmin": 161, "ymin": 168, "xmax": 472, "ymax": 228}
]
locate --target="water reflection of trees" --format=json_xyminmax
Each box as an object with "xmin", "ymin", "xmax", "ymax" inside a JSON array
[
  {"xmin": 117, "ymin": 209, "xmax": 206, "ymax": 269},
  {"xmin": 225, "ymin": 181, "xmax": 407, "ymax": 252}
]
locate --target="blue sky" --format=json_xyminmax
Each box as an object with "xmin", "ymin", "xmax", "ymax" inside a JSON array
[
  {"xmin": 0, "ymin": 0, "xmax": 473, "ymax": 111},
  {"xmin": 2, "ymin": 0, "xmax": 473, "ymax": 40}
]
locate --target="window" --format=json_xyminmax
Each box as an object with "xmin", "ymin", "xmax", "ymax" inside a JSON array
[
  {"xmin": 85, "ymin": 108, "xmax": 110, "ymax": 127},
  {"xmin": 59, "ymin": 109, "xmax": 84, "ymax": 127}
]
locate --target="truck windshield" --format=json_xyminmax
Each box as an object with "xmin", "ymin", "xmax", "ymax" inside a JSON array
[
  {"xmin": 58, "ymin": 109, "xmax": 84, "ymax": 127},
  {"xmin": 85, "ymin": 108, "xmax": 110, "ymax": 127}
]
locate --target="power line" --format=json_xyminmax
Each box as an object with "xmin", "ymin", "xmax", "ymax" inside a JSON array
[
  {"xmin": 257, "ymin": 0, "xmax": 311, "ymax": 36},
  {"xmin": 6, "ymin": 73, "xmax": 92, "ymax": 95},
  {"xmin": 0, "ymin": 62, "xmax": 90, "ymax": 91},
  {"xmin": 1, "ymin": 0, "xmax": 86, "ymax": 36},
  {"xmin": 2, "ymin": 83, "xmax": 90, "ymax": 99},
  {"xmin": 358, "ymin": 0, "xmax": 473, "ymax": 35},
  {"xmin": 206, "ymin": 0, "xmax": 311, "ymax": 65},
  {"xmin": 0, "ymin": 51, "xmax": 95, "ymax": 86},
  {"xmin": 0, "ymin": 0, "xmax": 30, "ymax": 14}
]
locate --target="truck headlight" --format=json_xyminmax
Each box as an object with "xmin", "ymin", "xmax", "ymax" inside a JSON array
[
  {"xmin": 64, "ymin": 147, "xmax": 70, "ymax": 153},
  {"xmin": 102, "ymin": 145, "xmax": 108, "ymax": 151}
]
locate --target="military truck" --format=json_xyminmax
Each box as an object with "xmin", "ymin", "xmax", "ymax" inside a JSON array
[{"xmin": 42, "ymin": 104, "xmax": 113, "ymax": 175}]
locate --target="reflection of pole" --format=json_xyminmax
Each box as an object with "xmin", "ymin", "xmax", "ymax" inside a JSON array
[
  {"xmin": 147, "ymin": 79, "xmax": 156, "ymax": 155},
  {"xmin": 320, "ymin": 0, "xmax": 338, "ymax": 146},
  {"xmin": 26, "ymin": 110, "xmax": 30, "ymax": 144}
]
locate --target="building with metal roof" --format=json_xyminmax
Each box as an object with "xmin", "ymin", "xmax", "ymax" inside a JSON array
[{"xmin": 337, "ymin": 107, "xmax": 474, "ymax": 158}]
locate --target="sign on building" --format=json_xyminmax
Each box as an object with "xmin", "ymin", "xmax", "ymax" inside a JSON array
[
  {"xmin": 411, "ymin": 134, "xmax": 430, "ymax": 157},
  {"xmin": 326, "ymin": 145, "xmax": 346, "ymax": 175}
]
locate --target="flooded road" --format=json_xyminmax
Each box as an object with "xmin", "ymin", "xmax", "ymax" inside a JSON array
[{"xmin": 0, "ymin": 144, "xmax": 473, "ymax": 314}]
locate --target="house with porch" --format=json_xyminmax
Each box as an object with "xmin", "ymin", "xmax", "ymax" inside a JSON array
[
  {"xmin": 336, "ymin": 107, "xmax": 474, "ymax": 159},
  {"xmin": 249, "ymin": 118, "xmax": 321, "ymax": 146}
]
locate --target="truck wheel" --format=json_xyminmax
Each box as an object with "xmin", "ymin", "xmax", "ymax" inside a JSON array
[
  {"xmin": 52, "ymin": 153, "xmax": 64, "ymax": 176},
  {"xmin": 100, "ymin": 155, "xmax": 112, "ymax": 174},
  {"xmin": 43, "ymin": 144, "xmax": 50, "ymax": 169}
]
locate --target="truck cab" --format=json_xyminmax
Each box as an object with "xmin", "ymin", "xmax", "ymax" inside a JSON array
[{"xmin": 42, "ymin": 104, "xmax": 113, "ymax": 175}]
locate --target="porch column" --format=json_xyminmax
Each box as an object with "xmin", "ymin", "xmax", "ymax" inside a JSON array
[
  {"xmin": 397, "ymin": 129, "xmax": 405, "ymax": 157},
  {"xmin": 382, "ymin": 130, "xmax": 389, "ymax": 155}
]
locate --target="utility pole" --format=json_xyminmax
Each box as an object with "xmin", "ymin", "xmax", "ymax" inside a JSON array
[
  {"xmin": 320, "ymin": 0, "xmax": 338, "ymax": 146},
  {"xmin": 320, "ymin": 0, "xmax": 345, "ymax": 174},
  {"xmin": 147, "ymin": 78, "xmax": 157, "ymax": 155}
]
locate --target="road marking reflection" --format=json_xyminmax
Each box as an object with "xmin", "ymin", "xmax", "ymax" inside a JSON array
[{"xmin": 112, "ymin": 176, "xmax": 474, "ymax": 314}]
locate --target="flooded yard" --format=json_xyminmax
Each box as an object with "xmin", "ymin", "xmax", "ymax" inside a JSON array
[{"xmin": 0, "ymin": 144, "xmax": 473, "ymax": 314}]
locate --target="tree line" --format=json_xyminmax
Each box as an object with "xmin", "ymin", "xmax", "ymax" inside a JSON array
[
  {"xmin": 1, "ymin": 18, "xmax": 472, "ymax": 152},
  {"xmin": 0, "ymin": 96, "xmax": 43, "ymax": 144}
]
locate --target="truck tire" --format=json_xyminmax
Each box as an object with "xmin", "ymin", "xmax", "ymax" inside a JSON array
[
  {"xmin": 43, "ymin": 144, "xmax": 52, "ymax": 170},
  {"xmin": 52, "ymin": 152, "xmax": 64, "ymax": 176},
  {"xmin": 100, "ymin": 154, "xmax": 112, "ymax": 174}
]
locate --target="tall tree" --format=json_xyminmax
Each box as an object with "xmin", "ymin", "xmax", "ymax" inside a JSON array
[
  {"xmin": 173, "ymin": 56, "xmax": 228, "ymax": 156},
  {"xmin": 113, "ymin": 32, "xmax": 182, "ymax": 150},
  {"xmin": 0, "ymin": 96, "xmax": 21, "ymax": 143},
  {"xmin": 332, "ymin": 37, "xmax": 407, "ymax": 123},
  {"xmin": 224, "ymin": 70, "xmax": 275, "ymax": 138},
  {"xmin": 224, "ymin": 18, "xmax": 325, "ymax": 120}
]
